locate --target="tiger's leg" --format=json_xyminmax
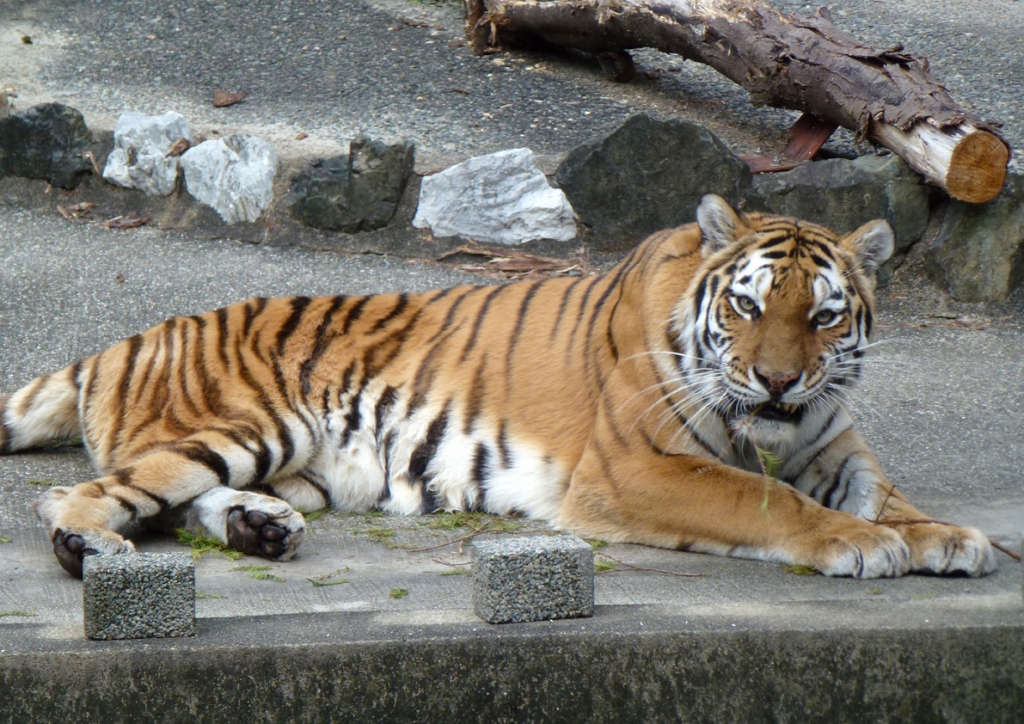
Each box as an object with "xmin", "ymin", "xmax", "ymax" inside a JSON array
[
  {"xmin": 556, "ymin": 379, "xmax": 912, "ymax": 578},
  {"xmin": 559, "ymin": 445, "xmax": 912, "ymax": 578},
  {"xmin": 786, "ymin": 428, "xmax": 995, "ymax": 576},
  {"xmin": 33, "ymin": 431, "xmax": 307, "ymax": 577}
]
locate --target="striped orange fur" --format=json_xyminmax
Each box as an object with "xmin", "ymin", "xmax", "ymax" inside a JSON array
[{"xmin": 1, "ymin": 195, "xmax": 994, "ymax": 578}]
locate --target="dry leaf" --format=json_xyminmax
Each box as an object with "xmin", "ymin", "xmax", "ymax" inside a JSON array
[
  {"xmin": 166, "ymin": 138, "xmax": 192, "ymax": 156},
  {"xmin": 56, "ymin": 203, "xmax": 97, "ymax": 221},
  {"xmin": 436, "ymin": 244, "xmax": 585, "ymax": 279},
  {"xmin": 941, "ymin": 316, "xmax": 992, "ymax": 331},
  {"xmin": 295, "ymin": 132, "xmax": 308, "ymax": 141},
  {"xmin": 79, "ymin": 150, "xmax": 102, "ymax": 175},
  {"xmin": 212, "ymin": 88, "xmax": 248, "ymax": 107},
  {"xmin": 101, "ymin": 214, "xmax": 151, "ymax": 230}
]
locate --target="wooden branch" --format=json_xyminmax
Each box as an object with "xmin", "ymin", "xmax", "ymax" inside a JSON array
[{"xmin": 467, "ymin": 0, "xmax": 1010, "ymax": 203}]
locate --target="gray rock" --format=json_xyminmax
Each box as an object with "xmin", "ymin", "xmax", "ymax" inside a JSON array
[
  {"xmin": 472, "ymin": 534, "xmax": 594, "ymax": 624},
  {"xmin": 102, "ymin": 111, "xmax": 192, "ymax": 196},
  {"xmin": 745, "ymin": 154, "xmax": 930, "ymax": 255},
  {"xmin": 555, "ymin": 113, "xmax": 752, "ymax": 249},
  {"xmin": 0, "ymin": 102, "xmax": 93, "ymax": 189},
  {"xmin": 288, "ymin": 135, "xmax": 414, "ymax": 233},
  {"xmin": 413, "ymin": 148, "xmax": 577, "ymax": 245},
  {"xmin": 923, "ymin": 173, "xmax": 1024, "ymax": 302},
  {"xmin": 83, "ymin": 553, "xmax": 196, "ymax": 640},
  {"xmin": 180, "ymin": 132, "xmax": 277, "ymax": 224}
]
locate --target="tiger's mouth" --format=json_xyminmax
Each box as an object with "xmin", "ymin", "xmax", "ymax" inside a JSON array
[{"xmin": 749, "ymin": 402, "xmax": 804, "ymax": 424}]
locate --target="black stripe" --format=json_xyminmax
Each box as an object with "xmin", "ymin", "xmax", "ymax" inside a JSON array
[
  {"xmin": 299, "ymin": 296, "xmax": 347, "ymax": 397},
  {"xmin": 819, "ymin": 455, "xmax": 853, "ymax": 507},
  {"xmin": 497, "ymin": 420, "xmax": 512, "ymax": 469},
  {"xmin": 374, "ymin": 386, "xmax": 397, "ymax": 444},
  {"xmin": 112, "ymin": 494, "xmax": 138, "ymax": 519},
  {"xmin": 471, "ymin": 442, "xmax": 491, "ymax": 490},
  {"xmin": 434, "ymin": 287, "xmax": 480, "ymax": 341},
  {"xmin": 463, "ymin": 357, "xmax": 488, "ymax": 435},
  {"xmin": 408, "ymin": 320, "xmax": 467, "ymax": 415},
  {"xmin": 378, "ymin": 429, "xmax": 397, "ymax": 504},
  {"xmin": 761, "ymin": 250, "xmax": 788, "ymax": 260},
  {"xmin": 506, "ymin": 281, "xmax": 544, "ymax": 373},
  {"xmin": 179, "ymin": 441, "xmax": 231, "ymax": 487},
  {"xmin": 648, "ymin": 362, "xmax": 722, "ymax": 458},
  {"xmin": 277, "ymin": 296, "xmax": 313, "ymax": 356},
  {"xmin": 460, "ymin": 285, "xmax": 507, "ymax": 363},
  {"xmin": 566, "ymin": 276, "xmax": 601, "ymax": 356},
  {"xmin": 215, "ymin": 307, "xmax": 231, "ymax": 368},
  {"xmin": 692, "ymin": 276, "xmax": 708, "ymax": 318},
  {"xmin": 409, "ymin": 404, "xmax": 450, "ymax": 482},
  {"xmin": 242, "ymin": 297, "xmax": 269, "ymax": 339},
  {"xmin": 191, "ymin": 315, "xmax": 223, "ymax": 414},
  {"xmin": 297, "ymin": 471, "xmax": 333, "ymax": 506},
  {"xmin": 370, "ymin": 294, "xmax": 409, "ymax": 333},
  {"xmin": 807, "ymin": 240, "xmax": 836, "ymax": 261},
  {"xmin": 340, "ymin": 296, "xmax": 370, "ymax": 335},
  {"xmin": 550, "ymin": 278, "xmax": 583, "ymax": 341},
  {"xmin": 235, "ymin": 354, "xmax": 294, "ymax": 473},
  {"xmin": 116, "ymin": 467, "xmax": 171, "ymax": 512},
  {"xmin": 109, "ymin": 335, "xmax": 145, "ymax": 451},
  {"xmin": 176, "ymin": 319, "xmax": 206, "ymax": 419},
  {"xmin": 340, "ymin": 386, "xmax": 363, "ymax": 448},
  {"xmin": 251, "ymin": 436, "xmax": 274, "ymax": 486}
]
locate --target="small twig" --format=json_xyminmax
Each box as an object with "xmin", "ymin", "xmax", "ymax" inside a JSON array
[
  {"xmin": 599, "ymin": 553, "xmax": 709, "ymax": 578},
  {"xmin": 405, "ymin": 522, "xmax": 493, "ymax": 553},
  {"xmin": 432, "ymin": 557, "xmax": 471, "ymax": 567},
  {"xmin": 873, "ymin": 483, "xmax": 898, "ymax": 523},
  {"xmin": 991, "ymin": 542, "xmax": 1022, "ymax": 562}
]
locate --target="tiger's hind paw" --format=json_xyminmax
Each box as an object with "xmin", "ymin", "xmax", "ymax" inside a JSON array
[
  {"xmin": 226, "ymin": 496, "xmax": 305, "ymax": 560},
  {"xmin": 52, "ymin": 528, "xmax": 135, "ymax": 579}
]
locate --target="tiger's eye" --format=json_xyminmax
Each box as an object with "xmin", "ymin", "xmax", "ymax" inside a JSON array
[
  {"xmin": 815, "ymin": 309, "xmax": 837, "ymax": 325},
  {"xmin": 736, "ymin": 296, "xmax": 757, "ymax": 312}
]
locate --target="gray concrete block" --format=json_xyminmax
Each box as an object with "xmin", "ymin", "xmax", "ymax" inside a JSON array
[
  {"xmin": 83, "ymin": 553, "xmax": 196, "ymax": 639},
  {"xmin": 472, "ymin": 534, "xmax": 593, "ymax": 624}
]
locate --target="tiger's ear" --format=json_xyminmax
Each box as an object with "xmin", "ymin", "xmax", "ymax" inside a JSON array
[
  {"xmin": 840, "ymin": 220, "xmax": 894, "ymax": 275},
  {"xmin": 696, "ymin": 194, "xmax": 743, "ymax": 256}
]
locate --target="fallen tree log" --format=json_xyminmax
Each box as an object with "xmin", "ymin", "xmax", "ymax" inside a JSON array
[{"xmin": 466, "ymin": 0, "xmax": 1010, "ymax": 203}]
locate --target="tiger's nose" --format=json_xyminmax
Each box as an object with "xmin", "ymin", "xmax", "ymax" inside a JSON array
[{"xmin": 753, "ymin": 368, "xmax": 801, "ymax": 397}]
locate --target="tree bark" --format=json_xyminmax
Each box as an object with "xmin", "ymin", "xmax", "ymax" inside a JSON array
[{"xmin": 467, "ymin": 0, "xmax": 1010, "ymax": 203}]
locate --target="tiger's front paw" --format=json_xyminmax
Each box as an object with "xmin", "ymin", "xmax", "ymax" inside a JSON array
[
  {"xmin": 52, "ymin": 528, "xmax": 136, "ymax": 579},
  {"xmin": 811, "ymin": 524, "xmax": 911, "ymax": 578},
  {"xmin": 226, "ymin": 492, "xmax": 305, "ymax": 560},
  {"xmin": 900, "ymin": 523, "xmax": 996, "ymax": 577}
]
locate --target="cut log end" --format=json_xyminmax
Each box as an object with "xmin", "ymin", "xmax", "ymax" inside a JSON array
[{"xmin": 946, "ymin": 130, "xmax": 1010, "ymax": 204}]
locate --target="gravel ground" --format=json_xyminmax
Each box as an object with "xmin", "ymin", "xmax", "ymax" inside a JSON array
[{"xmin": 2, "ymin": 0, "xmax": 1020, "ymax": 168}]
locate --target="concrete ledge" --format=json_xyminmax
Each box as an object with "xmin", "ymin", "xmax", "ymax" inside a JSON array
[{"xmin": 2, "ymin": 607, "xmax": 1022, "ymax": 724}]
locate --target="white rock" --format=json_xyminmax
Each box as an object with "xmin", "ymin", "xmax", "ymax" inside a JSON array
[
  {"xmin": 180, "ymin": 133, "xmax": 277, "ymax": 224},
  {"xmin": 413, "ymin": 148, "xmax": 577, "ymax": 244},
  {"xmin": 102, "ymin": 111, "xmax": 192, "ymax": 196}
]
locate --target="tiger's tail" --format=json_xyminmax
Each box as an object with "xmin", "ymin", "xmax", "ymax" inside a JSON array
[{"xmin": 0, "ymin": 364, "xmax": 82, "ymax": 454}]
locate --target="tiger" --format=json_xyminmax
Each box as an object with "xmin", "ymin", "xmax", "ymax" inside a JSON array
[{"xmin": 0, "ymin": 195, "xmax": 995, "ymax": 580}]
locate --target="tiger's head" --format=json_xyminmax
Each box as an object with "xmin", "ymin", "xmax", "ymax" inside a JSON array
[{"xmin": 672, "ymin": 195, "xmax": 894, "ymax": 449}]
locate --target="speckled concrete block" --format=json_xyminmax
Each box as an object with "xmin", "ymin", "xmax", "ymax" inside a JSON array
[
  {"xmin": 472, "ymin": 534, "xmax": 594, "ymax": 624},
  {"xmin": 83, "ymin": 553, "xmax": 196, "ymax": 639}
]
